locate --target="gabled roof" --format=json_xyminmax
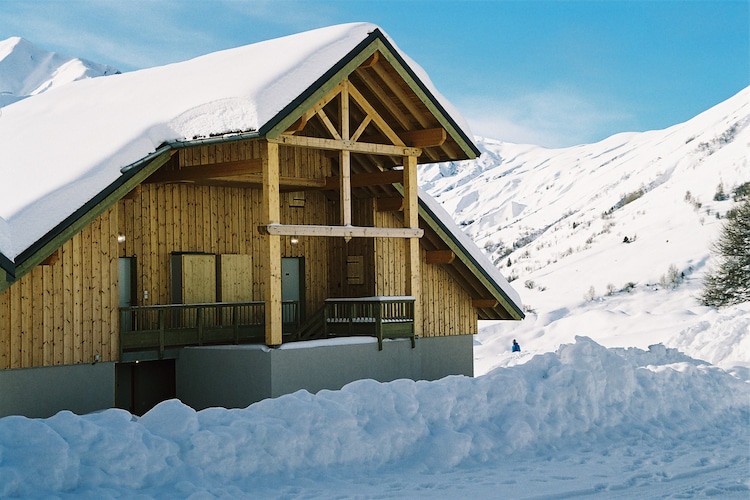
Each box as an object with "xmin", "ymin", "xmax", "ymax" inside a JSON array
[
  {"xmin": 0, "ymin": 23, "xmax": 476, "ymax": 270},
  {"xmin": 0, "ymin": 24, "xmax": 521, "ymax": 319}
]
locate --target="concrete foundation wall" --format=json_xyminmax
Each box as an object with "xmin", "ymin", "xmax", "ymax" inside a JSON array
[
  {"xmin": 0, "ymin": 362, "xmax": 115, "ymax": 418},
  {"xmin": 177, "ymin": 335, "xmax": 473, "ymax": 410}
]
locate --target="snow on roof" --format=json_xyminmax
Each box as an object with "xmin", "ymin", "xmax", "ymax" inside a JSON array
[
  {"xmin": 419, "ymin": 188, "xmax": 523, "ymax": 313},
  {"xmin": 0, "ymin": 23, "xmax": 473, "ymax": 264}
]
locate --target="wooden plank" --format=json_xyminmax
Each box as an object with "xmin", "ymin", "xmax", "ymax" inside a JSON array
[
  {"xmin": 82, "ymin": 224, "xmax": 93, "ymax": 363},
  {"xmin": 0, "ymin": 288, "xmax": 8, "ymax": 369},
  {"xmin": 269, "ymin": 135, "xmax": 421, "ymax": 157},
  {"xmin": 376, "ymin": 197, "xmax": 403, "ymax": 212},
  {"xmin": 10, "ymin": 282, "xmax": 21, "ymax": 368},
  {"xmin": 31, "ymin": 269, "xmax": 43, "ymax": 366},
  {"xmin": 400, "ymin": 128, "xmax": 447, "ymax": 148},
  {"xmin": 426, "ymin": 250, "xmax": 455, "ymax": 264},
  {"xmin": 53, "ymin": 244, "xmax": 63, "ymax": 365},
  {"xmin": 403, "ymin": 155, "xmax": 421, "ymax": 336},
  {"xmin": 72, "ymin": 231, "xmax": 83, "ymax": 364},
  {"xmin": 262, "ymin": 142, "xmax": 283, "ymax": 346},
  {"xmin": 42, "ymin": 264, "xmax": 53, "ymax": 365},
  {"xmin": 108, "ymin": 206, "xmax": 119, "ymax": 361},
  {"xmin": 91, "ymin": 219, "xmax": 103, "ymax": 363},
  {"xmin": 261, "ymin": 224, "xmax": 423, "ymax": 239},
  {"xmin": 472, "ymin": 299, "xmax": 499, "ymax": 308}
]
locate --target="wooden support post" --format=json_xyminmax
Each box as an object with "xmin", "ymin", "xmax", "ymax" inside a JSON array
[
  {"xmin": 262, "ymin": 142, "xmax": 283, "ymax": 346},
  {"xmin": 340, "ymin": 80, "xmax": 352, "ymax": 239},
  {"xmin": 403, "ymin": 155, "xmax": 422, "ymax": 336}
]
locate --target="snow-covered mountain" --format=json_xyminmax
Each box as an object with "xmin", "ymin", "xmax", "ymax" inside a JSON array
[
  {"xmin": 0, "ymin": 36, "xmax": 119, "ymax": 107},
  {"xmin": 422, "ymin": 86, "xmax": 750, "ymax": 374}
]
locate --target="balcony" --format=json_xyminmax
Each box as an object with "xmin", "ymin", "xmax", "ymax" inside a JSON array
[{"xmin": 119, "ymin": 296, "xmax": 415, "ymax": 360}]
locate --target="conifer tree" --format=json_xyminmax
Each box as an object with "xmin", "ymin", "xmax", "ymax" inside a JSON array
[{"xmin": 701, "ymin": 199, "xmax": 750, "ymax": 307}]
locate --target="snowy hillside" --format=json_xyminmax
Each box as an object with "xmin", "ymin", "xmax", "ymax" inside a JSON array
[
  {"xmin": 0, "ymin": 37, "xmax": 119, "ymax": 107},
  {"xmin": 422, "ymin": 86, "xmax": 750, "ymax": 375}
]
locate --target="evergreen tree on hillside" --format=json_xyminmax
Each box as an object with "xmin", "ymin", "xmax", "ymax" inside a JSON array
[{"xmin": 701, "ymin": 199, "xmax": 750, "ymax": 307}]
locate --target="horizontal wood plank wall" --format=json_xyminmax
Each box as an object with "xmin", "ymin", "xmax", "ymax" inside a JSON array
[
  {"xmin": 374, "ymin": 210, "xmax": 476, "ymax": 337},
  {"xmin": 0, "ymin": 206, "xmax": 120, "ymax": 370}
]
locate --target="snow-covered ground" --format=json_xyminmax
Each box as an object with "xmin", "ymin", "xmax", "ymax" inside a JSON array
[{"xmin": 0, "ymin": 330, "xmax": 747, "ymax": 498}]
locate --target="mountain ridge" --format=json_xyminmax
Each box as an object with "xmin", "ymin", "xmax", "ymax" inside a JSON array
[{"xmin": 0, "ymin": 36, "xmax": 119, "ymax": 107}]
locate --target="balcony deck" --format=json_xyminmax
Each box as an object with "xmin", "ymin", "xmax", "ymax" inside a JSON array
[{"xmin": 120, "ymin": 296, "xmax": 415, "ymax": 360}]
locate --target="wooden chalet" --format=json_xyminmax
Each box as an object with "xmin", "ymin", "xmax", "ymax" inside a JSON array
[{"xmin": 0, "ymin": 24, "xmax": 523, "ymax": 417}]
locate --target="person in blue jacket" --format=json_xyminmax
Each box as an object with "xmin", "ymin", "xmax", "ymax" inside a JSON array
[{"xmin": 512, "ymin": 339, "xmax": 521, "ymax": 352}]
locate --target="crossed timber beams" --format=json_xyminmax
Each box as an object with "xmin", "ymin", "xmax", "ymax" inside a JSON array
[{"xmin": 262, "ymin": 78, "xmax": 424, "ymax": 345}]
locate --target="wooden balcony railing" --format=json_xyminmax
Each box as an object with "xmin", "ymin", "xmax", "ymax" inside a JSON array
[
  {"xmin": 324, "ymin": 296, "xmax": 415, "ymax": 350},
  {"xmin": 119, "ymin": 296, "xmax": 415, "ymax": 359},
  {"xmin": 119, "ymin": 301, "xmax": 299, "ymax": 358}
]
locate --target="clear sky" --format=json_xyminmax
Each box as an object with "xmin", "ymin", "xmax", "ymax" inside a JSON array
[{"xmin": 1, "ymin": 0, "xmax": 747, "ymax": 148}]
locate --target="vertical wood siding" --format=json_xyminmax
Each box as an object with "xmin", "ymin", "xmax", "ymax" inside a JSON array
[
  {"xmin": 0, "ymin": 140, "xmax": 477, "ymax": 371},
  {"xmin": 0, "ymin": 206, "xmax": 120, "ymax": 369},
  {"xmin": 374, "ymin": 210, "xmax": 476, "ymax": 336}
]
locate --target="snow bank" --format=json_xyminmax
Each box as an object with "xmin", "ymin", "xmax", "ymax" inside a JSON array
[{"xmin": 0, "ymin": 337, "xmax": 746, "ymax": 496}]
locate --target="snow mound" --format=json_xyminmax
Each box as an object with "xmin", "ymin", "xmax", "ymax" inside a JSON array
[{"xmin": 0, "ymin": 337, "xmax": 746, "ymax": 496}]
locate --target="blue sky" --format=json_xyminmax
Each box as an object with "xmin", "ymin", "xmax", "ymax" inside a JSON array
[{"xmin": 1, "ymin": 0, "xmax": 747, "ymax": 147}]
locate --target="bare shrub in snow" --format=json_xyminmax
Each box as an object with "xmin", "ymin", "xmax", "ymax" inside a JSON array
[
  {"xmin": 584, "ymin": 286, "xmax": 596, "ymax": 302},
  {"xmin": 659, "ymin": 264, "xmax": 683, "ymax": 289}
]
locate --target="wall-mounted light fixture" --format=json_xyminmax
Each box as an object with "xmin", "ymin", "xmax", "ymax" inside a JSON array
[
  {"xmin": 290, "ymin": 235, "xmax": 299, "ymax": 245},
  {"xmin": 117, "ymin": 232, "xmax": 126, "ymax": 244}
]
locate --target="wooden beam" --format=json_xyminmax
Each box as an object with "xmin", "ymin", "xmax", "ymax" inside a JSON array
[
  {"xmin": 472, "ymin": 299, "xmax": 499, "ymax": 308},
  {"xmin": 360, "ymin": 51, "xmax": 379, "ymax": 68},
  {"xmin": 41, "ymin": 250, "xmax": 59, "ymax": 267},
  {"xmin": 376, "ymin": 197, "xmax": 404, "ymax": 212},
  {"xmin": 403, "ymin": 154, "xmax": 421, "ymax": 336},
  {"xmin": 325, "ymin": 169, "xmax": 403, "ymax": 190},
  {"xmin": 400, "ymin": 128, "xmax": 446, "ymax": 148},
  {"xmin": 351, "ymin": 115, "xmax": 372, "ymax": 142},
  {"xmin": 317, "ymin": 108, "xmax": 342, "ymax": 140},
  {"xmin": 354, "ymin": 68, "xmax": 412, "ymax": 131},
  {"xmin": 340, "ymin": 80, "xmax": 352, "ymax": 232},
  {"xmin": 262, "ymin": 142, "xmax": 283, "ymax": 347},
  {"xmin": 270, "ymin": 135, "xmax": 421, "ymax": 157},
  {"xmin": 285, "ymin": 114, "xmax": 308, "ymax": 134},
  {"xmin": 348, "ymin": 82, "xmax": 405, "ymax": 147},
  {"xmin": 426, "ymin": 249, "xmax": 455, "ymax": 264},
  {"xmin": 259, "ymin": 224, "xmax": 423, "ymax": 239},
  {"xmin": 145, "ymin": 159, "xmax": 262, "ymax": 183},
  {"xmin": 123, "ymin": 185, "xmax": 141, "ymax": 200}
]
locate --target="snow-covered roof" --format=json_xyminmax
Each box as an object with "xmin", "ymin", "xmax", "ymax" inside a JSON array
[
  {"xmin": 0, "ymin": 23, "xmax": 474, "ymax": 267},
  {"xmin": 0, "ymin": 23, "xmax": 521, "ymax": 317}
]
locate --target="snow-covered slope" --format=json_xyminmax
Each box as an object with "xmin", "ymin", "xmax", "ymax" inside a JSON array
[
  {"xmin": 422, "ymin": 86, "xmax": 750, "ymax": 374},
  {"xmin": 0, "ymin": 37, "xmax": 119, "ymax": 107}
]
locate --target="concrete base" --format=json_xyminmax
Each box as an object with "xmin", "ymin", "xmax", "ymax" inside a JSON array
[
  {"xmin": 0, "ymin": 362, "xmax": 115, "ymax": 418},
  {"xmin": 176, "ymin": 335, "xmax": 473, "ymax": 410}
]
